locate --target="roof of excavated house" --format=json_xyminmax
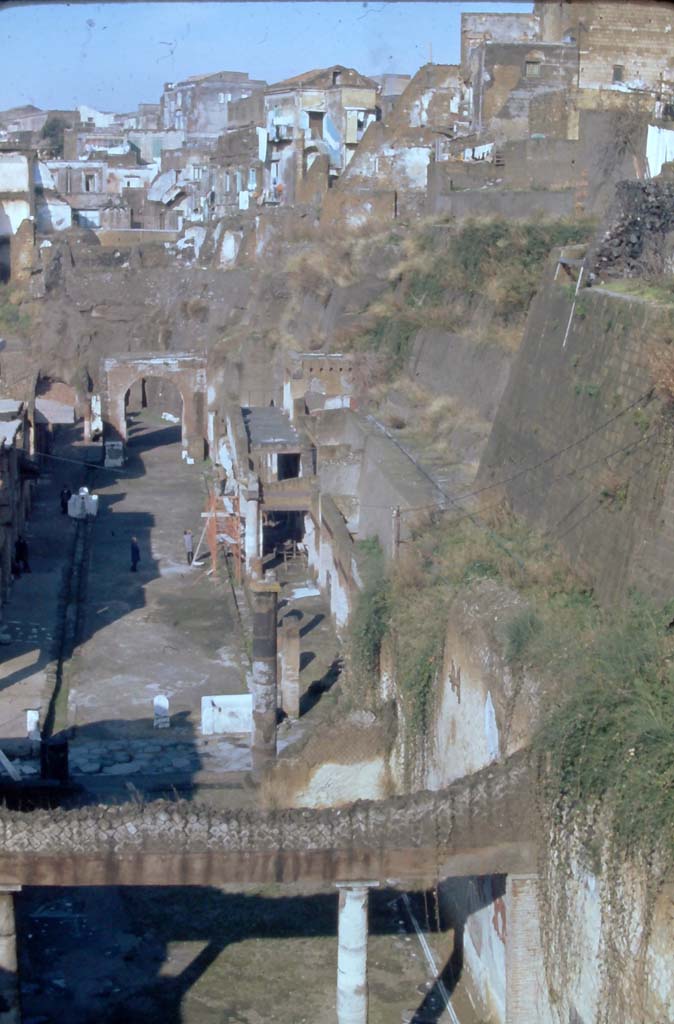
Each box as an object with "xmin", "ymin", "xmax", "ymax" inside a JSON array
[{"xmin": 243, "ymin": 406, "xmax": 303, "ymax": 451}]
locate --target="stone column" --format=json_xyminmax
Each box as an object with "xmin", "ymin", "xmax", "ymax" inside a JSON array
[
  {"xmin": 300, "ymin": 445, "xmax": 314, "ymax": 477},
  {"xmin": 505, "ymin": 874, "xmax": 552, "ymax": 1024},
  {"xmin": 0, "ymin": 887, "xmax": 21, "ymax": 1024},
  {"xmin": 244, "ymin": 476, "xmax": 261, "ymax": 576},
  {"xmin": 250, "ymin": 581, "xmax": 279, "ymax": 772},
  {"xmin": 82, "ymin": 397, "xmax": 92, "ymax": 442},
  {"xmin": 183, "ymin": 391, "xmax": 205, "ymax": 461},
  {"xmin": 280, "ymin": 619, "xmax": 301, "ymax": 719},
  {"xmin": 336, "ymin": 882, "xmax": 378, "ymax": 1024}
]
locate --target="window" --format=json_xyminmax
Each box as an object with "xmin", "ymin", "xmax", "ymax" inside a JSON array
[
  {"xmin": 247, "ymin": 168, "xmax": 257, "ymax": 189},
  {"xmin": 84, "ymin": 173, "xmax": 96, "ymax": 192},
  {"xmin": 225, "ymin": 172, "xmax": 231, "ymax": 192},
  {"xmin": 308, "ymin": 110, "xmax": 324, "ymax": 139},
  {"xmin": 613, "ymin": 65, "xmax": 624, "ymax": 83},
  {"xmin": 332, "ymin": 70, "xmax": 342, "ymax": 86},
  {"xmin": 218, "ymin": 92, "xmax": 225, "ymax": 104},
  {"xmin": 176, "ymin": 92, "xmax": 182, "ymax": 108},
  {"xmin": 525, "ymin": 61, "xmax": 541, "ymax": 79}
]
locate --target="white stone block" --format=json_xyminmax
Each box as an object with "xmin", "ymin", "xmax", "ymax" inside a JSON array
[
  {"xmin": 153, "ymin": 695, "xmax": 170, "ymax": 728},
  {"xmin": 26, "ymin": 709, "xmax": 40, "ymax": 741},
  {"xmin": 201, "ymin": 694, "xmax": 253, "ymax": 735}
]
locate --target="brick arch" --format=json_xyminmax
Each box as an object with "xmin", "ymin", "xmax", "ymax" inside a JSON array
[{"xmin": 102, "ymin": 352, "xmax": 208, "ymax": 460}]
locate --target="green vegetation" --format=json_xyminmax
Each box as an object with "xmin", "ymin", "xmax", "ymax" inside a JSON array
[
  {"xmin": 537, "ymin": 598, "xmax": 674, "ymax": 863},
  {"xmin": 574, "ymin": 381, "xmax": 600, "ymax": 398},
  {"xmin": 349, "ymin": 504, "xmax": 674, "ymax": 866},
  {"xmin": 600, "ymin": 277, "xmax": 674, "ymax": 306},
  {"xmin": 504, "ymin": 608, "xmax": 542, "ymax": 665},
  {"xmin": 350, "ymin": 538, "xmax": 390, "ymax": 688},
  {"xmin": 354, "ymin": 216, "xmax": 595, "ymax": 370},
  {"xmin": 362, "ymin": 316, "xmax": 419, "ymax": 373},
  {"xmin": 0, "ymin": 286, "xmax": 31, "ymax": 334},
  {"xmin": 349, "ymin": 508, "xmax": 587, "ymax": 745}
]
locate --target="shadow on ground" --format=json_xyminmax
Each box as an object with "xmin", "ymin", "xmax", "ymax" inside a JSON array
[{"xmin": 17, "ymin": 881, "xmax": 488, "ymax": 1024}]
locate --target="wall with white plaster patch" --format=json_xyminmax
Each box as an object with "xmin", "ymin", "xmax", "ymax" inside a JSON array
[
  {"xmin": 0, "ymin": 198, "xmax": 31, "ymax": 236},
  {"xmin": 0, "ymin": 153, "xmax": 31, "ymax": 195}
]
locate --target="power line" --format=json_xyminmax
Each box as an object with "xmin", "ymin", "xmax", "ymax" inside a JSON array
[
  {"xmin": 31, "ymin": 451, "xmax": 109, "ymax": 471},
  {"xmin": 358, "ymin": 388, "xmax": 655, "ymax": 514}
]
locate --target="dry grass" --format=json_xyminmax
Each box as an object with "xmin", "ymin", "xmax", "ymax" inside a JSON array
[{"xmin": 648, "ymin": 343, "xmax": 674, "ymax": 402}]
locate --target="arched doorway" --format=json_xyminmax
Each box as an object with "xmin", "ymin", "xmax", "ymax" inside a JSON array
[
  {"xmin": 124, "ymin": 375, "xmax": 184, "ymax": 450},
  {"xmin": 102, "ymin": 353, "xmax": 208, "ymax": 461}
]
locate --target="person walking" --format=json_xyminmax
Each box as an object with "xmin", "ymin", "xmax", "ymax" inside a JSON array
[
  {"xmin": 15, "ymin": 536, "xmax": 30, "ymax": 573},
  {"xmin": 60, "ymin": 486, "xmax": 72, "ymax": 515},
  {"xmin": 183, "ymin": 529, "xmax": 194, "ymax": 565},
  {"xmin": 130, "ymin": 536, "xmax": 140, "ymax": 573}
]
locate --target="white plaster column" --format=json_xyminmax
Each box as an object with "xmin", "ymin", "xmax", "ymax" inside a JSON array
[
  {"xmin": 244, "ymin": 475, "xmax": 261, "ymax": 577},
  {"xmin": 115, "ymin": 392, "xmax": 127, "ymax": 442},
  {"xmin": 336, "ymin": 882, "xmax": 378, "ymax": 1024},
  {"xmin": 82, "ymin": 396, "xmax": 92, "ymax": 442},
  {"xmin": 250, "ymin": 581, "xmax": 279, "ymax": 773},
  {"xmin": 0, "ymin": 886, "xmax": 21, "ymax": 1024},
  {"xmin": 280, "ymin": 618, "xmax": 301, "ymax": 719}
]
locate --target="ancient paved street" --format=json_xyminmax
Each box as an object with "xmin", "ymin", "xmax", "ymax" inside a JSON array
[
  {"xmin": 0, "ymin": 426, "xmax": 88, "ymax": 751},
  {"xmin": 65, "ymin": 410, "xmax": 250, "ymax": 781}
]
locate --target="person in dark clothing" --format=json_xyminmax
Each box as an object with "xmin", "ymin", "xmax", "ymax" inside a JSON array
[
  {"xmin": 130, "ymin": 536, "xmax": 140, "ymax": 572},
  {"xmin": 60, "ymin": 486, "xmax": 72, "ymax": 514},
  {"xmin": 15, "ymin": 536, "xmax": 30, "ymax": 573},
  {"xmin": 183, "ymin": 529, "xmax": 194, "ymax": 565}
]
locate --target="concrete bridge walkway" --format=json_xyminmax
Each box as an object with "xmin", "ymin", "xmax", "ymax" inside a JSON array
[
  {"xmin": 0, "ymin": 753, "xmax": 540, "ymax": 1024},
  {"xmin": 0, "ymin": 753, "xmax": 536, "ymax": 889}
]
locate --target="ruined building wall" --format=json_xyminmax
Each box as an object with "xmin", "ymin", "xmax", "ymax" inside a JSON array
[
  {"xmin": 427, "ymin": 110, "xmax": 646, "ymax": 220},
  {"xmin": 550, "ymin": 1, "xmax": 674, "ymax": 94},
  {"xmin": 473, "ymin": 41, "xmax": 578, "ymax": 141}
]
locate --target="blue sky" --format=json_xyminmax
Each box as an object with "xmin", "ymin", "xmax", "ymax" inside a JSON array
[{"xmin": 0, "ymin": 2, "xmax": 531, "ymax": 113}]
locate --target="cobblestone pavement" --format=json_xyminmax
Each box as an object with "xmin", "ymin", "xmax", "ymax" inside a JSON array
[{"xmin": 68, "ymin": 732, "xmax": 251, "ymax": 777}]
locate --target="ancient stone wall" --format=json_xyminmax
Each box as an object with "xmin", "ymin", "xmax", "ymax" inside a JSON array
[{"xmin": 477, "ymin": 264, "xmax": 674, "ymax": 605}]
